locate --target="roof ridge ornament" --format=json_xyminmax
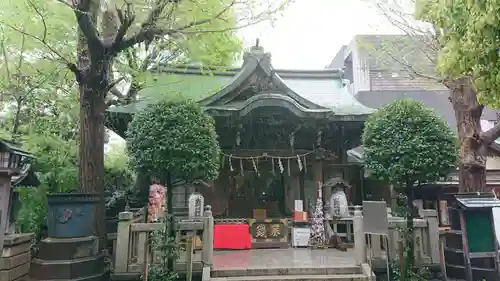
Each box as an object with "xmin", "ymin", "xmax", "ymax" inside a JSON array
[{"xmin": 250, "ymin": 38, "xmax": 265, "ymax": 54}]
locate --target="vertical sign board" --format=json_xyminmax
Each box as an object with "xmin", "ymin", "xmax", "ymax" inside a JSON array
[
  {"xmin": 465, "ymin": 211, "xmax": 494, "ymax": 253},
  {"xmin": 363, "ymin": 201, "xmax": 389, "ymax": 235},
  {"xmin": 492, "ymin": 207, "xmax": 500, "ymax": 247},
  {"xmin": 294, "ymin": 200, "xmax": 303, "ymax": 212},
  {"xmin": 363, "ymin": 201, "xmax": 390, "ymax": 281},
  {"xmin": 188, "ymin": 193, "xmax": 204, "ymax": 218}
]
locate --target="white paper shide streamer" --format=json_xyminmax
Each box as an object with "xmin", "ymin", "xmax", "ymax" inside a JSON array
[{"xmin": 278, "ymin": 157, "xmax": 284, "ymax": 173}]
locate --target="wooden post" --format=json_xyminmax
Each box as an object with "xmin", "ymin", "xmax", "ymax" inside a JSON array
[
  {"xmin": 421, "ymin": 209, "xmax": 440, "ymax": 264},
  {"xmin": 137, "ymin": 231, "xmax": 148, "ymax": 280},
  {"xmin": 114, "ymin": 211, "xmax": 133, "ymax": 273},
  {"xmin": 352, "ymin": 206, "xmax": 365, "ymax": 265},
  {"xmin": 459, "ymin": 211, "xmax": 473, "ymax": 281},
  {"xmin": 398, "ymin": 240, "xmax": 404, "ymax": 273},
  {"xmin": 0, "ymin": 177, "xmax": 11, "ymax": 256},
  {"xmin": 201, "ymin": 205, "xmax": 214, "ymax": 267},
  {"xmin": 186, "ymin": 235, "xmax": 194, "ymax": 281}
]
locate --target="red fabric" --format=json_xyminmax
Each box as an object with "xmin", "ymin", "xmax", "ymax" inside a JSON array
[{"xmin": 213, "ymin": 224, "xmax": 252, "ymax": 250}]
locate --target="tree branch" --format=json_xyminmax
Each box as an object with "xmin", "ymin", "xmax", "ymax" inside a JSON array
[
  {"xmin": 112, "ymin": 0, "xmax": 236, "ymax": 54},
  {"xmin": 104, "ymin": 77, "xmax": 125, "ymax": 94},
  {"xmin": 385, "ymin": 51, "xmax": 443, "ymax": 82},
  {"xmin": 0, "ymin": 21, "xmax": 80, "ymax": 79},
  {"xmin": 112, "ymin": 2, "xmax": 135, "ymax": 47},
  {"xmin": 69, "ymin": 0, "xmax": 103, "ymax": 48},
  {"xmin": 111, "ymin": 0, "xmax": 169, "ymax": 52},
  {"xmin": 0, "ymin": 40, "xmax": 12, "ymax": 82},
  {"xmin": 481, "ymin": 123, "xmax": 500, "ymax": 146}
]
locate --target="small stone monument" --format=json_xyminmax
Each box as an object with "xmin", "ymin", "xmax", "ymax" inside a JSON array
[{"xmin": 188, "ymin": 193, "xmax": 204, "ymax": 218}]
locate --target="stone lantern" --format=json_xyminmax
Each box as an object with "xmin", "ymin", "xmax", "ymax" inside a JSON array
[{"xmin": 0, "ymin": 139, "xmax": 33, "ymax": 254}]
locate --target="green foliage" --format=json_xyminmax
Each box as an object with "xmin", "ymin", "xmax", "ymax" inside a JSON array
[
  {"xmin": 389, "ymin": 259, "xmax": 431, "ymax": 281},
  {"xmin": 145, "ymin": 219, "xmax": 179, "ymax": 281},
  {"xmin": 15, "ymin": 185, "xmax": 49, "ymax": 240},
  {"xmin": 415, "ymin": 0, "xmax": 500, "ymax": 107},
  {"xmin": 24, "ymin": 134, "xmax": 79, "ymax": 192},
  {"xmin": 363, "ymin": 99, "xmax": 457, "ymax": 186},
  {"xmin": 14, "ymin": 133, "xmax": 78, "ymax": 237},
  {"xmin": 105, "ymin": 143, "xmax": 134, "ymax": 189},
  {"xmin": 126, "ymin": 99, "xmax": 220, "ymax": 182},
  {"xmin": 104, "ymin": 144, "xmax": 136, "ymax": 211},
  {"xmin": 0, "ymin": 0, "xmax": 75, "ymax": 109}
]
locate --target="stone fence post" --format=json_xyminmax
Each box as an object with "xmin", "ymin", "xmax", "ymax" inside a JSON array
[
  {"xmin": 352, "ymin": 206, "xmax": 365, "ymax": 265},
  {"xmin": 114, "ymin": 211, "xmax": 133, "ymax": 273},
  {"xmin": 421, "ymin": 209, "xmax": 440, "ymax": 263},
  {"xmin": 201, "ymin": 205, "xmax": 214, "ymax": 268}
]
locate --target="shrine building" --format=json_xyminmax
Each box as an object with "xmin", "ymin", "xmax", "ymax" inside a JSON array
[{"xmin": 107, "ymin": 44, "xmax": 374, "ymax": 247}]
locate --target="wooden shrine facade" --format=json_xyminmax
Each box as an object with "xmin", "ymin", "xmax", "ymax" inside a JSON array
[
  {"xmin": 195, "ymin": 45, "xmax": 374, "ymax": 218},
  {"xmin": 106, "ymin": 44, "xmax": 375, "ymax": 220}
]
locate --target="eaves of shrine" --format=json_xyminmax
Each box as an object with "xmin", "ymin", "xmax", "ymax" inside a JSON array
[{"xmin": 106, "ymin": 45, "xmax": 375, "ymax": 138}]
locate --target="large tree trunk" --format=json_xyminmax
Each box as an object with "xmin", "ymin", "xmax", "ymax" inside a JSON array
[
  {"xmin": 449, "ymin": 77, "xmax": 488, "ymax": 192},
  {"xmin": 76, "ymin": 0, "xmax": 107, "ymax": 251},
  {"xmin": 79, "ymin": 83, "xmax": 107, "ymax": 250}
]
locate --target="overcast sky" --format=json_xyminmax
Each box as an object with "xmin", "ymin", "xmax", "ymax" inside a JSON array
[{"xmin": 238, "ymin": 0, "xmax": 402, "ymax": 69}]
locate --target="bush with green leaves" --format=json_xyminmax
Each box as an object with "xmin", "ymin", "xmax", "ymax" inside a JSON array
[
  {"xmin": 126, "ymin": 99, "xmax": 220, "ymax": 272},
  {"xmin": 363, "ymin": 99, "xmax": 457, "ymax": 187},
  {"xmin": 363, "ymin": 99, "xmax": 457, "ymax": 277},
  {"xmin": 126, "ymin": 99, "xmax": 220, "ymax": 183}
]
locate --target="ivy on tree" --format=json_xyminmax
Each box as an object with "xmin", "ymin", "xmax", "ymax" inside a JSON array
[{"xmin": 362, "ymin": 99, "xmax": 457, "ymax": 275}]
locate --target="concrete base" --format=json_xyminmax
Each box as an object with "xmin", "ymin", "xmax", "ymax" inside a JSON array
[
  {"xmin": 37, "ymin": 236, "xmax": 98, "ymax": 261},
  {"xmin": 31, "ymin": 254, "xmax": 105, "ymax": 280},
  {"xmin": 1, "ymin": 234, "xmax": 33, "ymax": 281},
  {"xmin": 33, "ymin": 271, "xmax": 109, "ymax": 281},
  {"xmin": 30, "ymin": 236, "xmax": 105, "ymax": 281}
]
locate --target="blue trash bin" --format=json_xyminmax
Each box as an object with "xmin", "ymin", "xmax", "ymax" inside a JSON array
[{"xmin": 47, "ymin": 193, "xmax": 100, "ymax": 238}]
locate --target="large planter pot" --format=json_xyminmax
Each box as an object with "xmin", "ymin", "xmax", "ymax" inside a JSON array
[{"xmin": 47, "ymin": 193, "xmax": 100, "ymax": 238}]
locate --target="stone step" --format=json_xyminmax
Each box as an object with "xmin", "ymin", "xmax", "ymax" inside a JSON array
[
  {"xmin": 30, "ymin": 271, "xmax": 108, "ymax": 281},
  {"xmin": 212, "ymin": 267, "xmax": 362, "ymax": 278},
  {"xmin": 210, "ymin": 274, "xmax": 367, "ymax": 281},
  {"xmin": 37, "ymin": 236, "xmax": 98, "ymax": 261},
  {"xmin": 30, "ymin": 254, "xmax": 105, "ymax": 280}
]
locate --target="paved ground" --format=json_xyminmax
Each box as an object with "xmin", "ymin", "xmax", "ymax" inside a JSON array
[{"xmin": 212, "ymin": 248, "xmax": 357, "ymax": 270}]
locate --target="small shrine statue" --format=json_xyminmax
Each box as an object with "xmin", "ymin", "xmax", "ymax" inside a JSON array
[
  {"xmin": 330, "ymin": 187, "xmax": 348, "ymax": 218},
  {"xmin": 324, "ymin": 177, "xmax": 351, "ymax": 250},
  {"xmin": 148, "ymin": 184, "xmax": 166, "ymax": 222}
]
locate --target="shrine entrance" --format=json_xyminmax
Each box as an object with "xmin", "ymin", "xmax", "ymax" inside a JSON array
[{"xmin": 228, "ymin": 169, "xmax": 286, "ymax": 218}]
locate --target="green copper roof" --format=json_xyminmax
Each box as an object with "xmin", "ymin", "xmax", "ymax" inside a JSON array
[
  {"xmin": 108, "ymin": 72, "xmax": 233, "ymax": 114},
  {"xmin": 107, "ymin": 47, "xmax": 374, "ymax": 118},
  {"xmin": 281, "ymin": 77, "xmax": 373, "ymax": 115}
]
